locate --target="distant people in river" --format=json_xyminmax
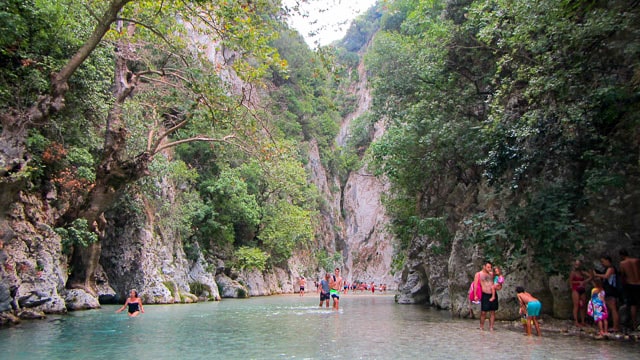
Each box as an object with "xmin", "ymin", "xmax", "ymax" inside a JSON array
[
  {"xmin": 329, "ymin": 268, "xmax": 344, "ymax": 310},
  {"xmin": 592, "ymin": 255, "xmax": 620, "ymax": 332},
  {"xmin": 371, "ymin": 282, "xmax": 375, "ymax": 294},
  {"xmin": 357, "ymin": 282, "xmax": 367, "ymax": 292},
  {"xmin": 298, "ymin": 276, "xmax": 306, "ymax": 297},
  {"xmin": 516, "ymin": 286, "xmax": 542, "ymax": 336},
  {"xmin": 588, "ymin": 279, "xmax": 609, "ymax": 336},
  {"xmin": 319, "ymin": 273, "xmax": 330, "ymax": 308},
  {"xmin": 474, "ymin": 260, "xmax": 500, "ymax": 331},
  {"xmin": 569, "ymin": 259, "xmax": 591, "ymax": 327},
  {"xmin": 619, "ymin": 249, "xmax": 640, "ymax": 330},
  {"xmin": 116, "ymin": 289, "xmax": 144, "ymax": 317}
]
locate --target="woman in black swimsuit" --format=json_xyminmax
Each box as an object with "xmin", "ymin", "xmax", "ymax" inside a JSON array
[{"xmin": 115, "ymin": 289, "xmax": 145, "ymax": 317}]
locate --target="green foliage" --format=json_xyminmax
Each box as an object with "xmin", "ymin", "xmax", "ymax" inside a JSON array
[
  {"xmin": 338, "ymin": 5, "xmax": 383, "ymax": 52},
  {"xmin": 55, "ymin": 218, "xmax": 98, "ymax": 255},
  {"xmin": 66, "ymin": 147, "xmax": 95, "ymax": 182},
  {"xmin": 163, "ymin": 281, "xmax": 178, "ymax": 297},
  {"xmin": 189, "ymin": 281, "xmax": 212, "ymax": 298},
  {"xmin": 192, "ymin": 165, "xmax": 261, "ymax": 248},
  {"xmin": 236, "ymin": 288, "xmax": 248, "ymax": 298},
  {"xmin": 390, "ymin": 251, "xmax": 405, "ymax": 276},
  {"xmin": 315, "ymin": 249, "xmax": 342, "ymax": 273},
  {"xmin": 365, "ymin": 0, "xmax": 638, "ymax": 274},
  {"xmin": 234, "ymin": 246, "xmax": 269, "ymax": 272},
  {"xmin": 260, "ymin": 200, "xmax": 315, "ymax": 265},
  {"xmin": 467, "ymin": 183, "xmax": 588, "ymax": 274},
  {"xmin": 469, "ymin": 0, "xmax": 640, "ymax": 187},
  {"xmin": 508, "ymin": 185, "xmax": 589, "ymax": 274}
]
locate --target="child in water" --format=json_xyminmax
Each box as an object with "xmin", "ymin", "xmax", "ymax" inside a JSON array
[
  {"xmin": 489, "ymin": 266, "xmax": 504, "ymax": 302},
  {"xmin": 516, "ymin": 286, "xmax": 542, "ymax": 336},
  {"xmin": 588, "ymin": 278, "xmax": 608, "ymax": 336}
]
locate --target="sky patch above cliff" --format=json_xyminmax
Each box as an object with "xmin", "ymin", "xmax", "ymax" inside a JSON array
[{"xmin": 284, "ymin": 0, "xmax": 377, "ymax": 47}]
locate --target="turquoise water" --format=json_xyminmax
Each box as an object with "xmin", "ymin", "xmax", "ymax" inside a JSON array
[{"xmin": 1, "ymin": 294, "xmax": 639, "ymax": 359}]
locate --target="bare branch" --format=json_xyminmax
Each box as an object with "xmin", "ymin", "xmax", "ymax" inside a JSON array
[
  {"xmin": 150, "ymin": 118, "xmax": 190, "ymax": 153},
  {"xmin": 152, "ymin": 134, "xmax": 240, "ymax": 154},
  {"xmin": 56, "ymin": 0, "xmax": 134, "ymax": 87}
]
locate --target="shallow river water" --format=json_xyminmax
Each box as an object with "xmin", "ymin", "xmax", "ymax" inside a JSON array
[{"xmin": 1, "ymin": 294, "xmax": 639, "ymax": 359}]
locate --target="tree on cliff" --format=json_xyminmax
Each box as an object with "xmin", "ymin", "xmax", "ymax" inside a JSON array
[
  {"xmin": 367, "ymin": 0, "xmax": 640, "ymax": 273},
  {"xmin": 0, "ymin": 0, "xmax": 289, "ymax": 294}
]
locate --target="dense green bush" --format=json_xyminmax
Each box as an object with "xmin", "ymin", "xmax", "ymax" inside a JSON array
[{"xmin": 366, "ymin": 0, "xmax": 640, "ymax": 273}]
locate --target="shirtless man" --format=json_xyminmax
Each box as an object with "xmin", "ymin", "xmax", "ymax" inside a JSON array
[
  {"xmin": 474, "ymin": 261, "xmax": 500, "ymax": 330},
  {"xmin": 298, "ymin": 276, "xmax": 306, "ymax": 296},
  {"xmin": 329, "ymin": 267, "xmax": 344, "ymax": 310},
  {"xmin": 619, "ymin": 249, "xmax": 640, "ymax": 329}
]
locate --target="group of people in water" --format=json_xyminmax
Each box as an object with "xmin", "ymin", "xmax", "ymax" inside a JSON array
[
  {"xmin": 298, "ymin": 270, "xmax": 389, "ymax": 311},
  {"xmin": 569, "ymin": 249, "xmax": 640, "ymax": 336},
  {"xmin": 317, "ymin": 268, "xmax": 344, "ymax": 310},
  {"xmin": 469, "ymin": 249, "xmax": 640, "ymax": 337},
  {"xmin": 114, "ymin": 249, "xmax": 640, "ymax": 336}
]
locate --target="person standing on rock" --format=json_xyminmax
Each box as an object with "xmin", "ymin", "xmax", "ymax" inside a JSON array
[
  {"xmin": 474, "ymin": 261, "xmax": 499, "ymax": 331},
  {"xmin": 116, "ymin": 289, "xmax": 144, "ymax": 317},
  {"xmin": 329, "ymin": 268, "xmax": 344, "ymax": 310},
  {"xmin": 619, "ymin": 249, "xmax": 640, "ymax": 330}
]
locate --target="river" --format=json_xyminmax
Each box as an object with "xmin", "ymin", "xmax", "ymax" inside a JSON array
[{"xmin": 1, "ymin": 294, "xmax": 638, "ymax": 359}]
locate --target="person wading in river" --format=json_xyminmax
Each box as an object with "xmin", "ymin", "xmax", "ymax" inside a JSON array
[
  {"xmin": 298, "ymin": 276, "xmax": 306, "ymax": 297},
  {"xmin": 330, "ymin": 268, "xmax": 344, "ymax": 310},
  {"xmin": 474, "ymin": 261, "xmax": 500, "ymax": 331},
  {"xmin": 115, "ymin": 289, "xmax": 145, "ymax": 317}
]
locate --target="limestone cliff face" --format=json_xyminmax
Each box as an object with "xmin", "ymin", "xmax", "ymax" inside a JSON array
[
  {"xmin": 396, "ymin": 175, "xmax": 640, "ymax": 320},
  {"xmin": 99, "ymin": 174, "xmax": 221, "ymax": 304},
  {"xmin": 306, "ymin": 56, "xmax": 397, "ymax": 288},
  {"xmin": 0, "ymin": 193, "xmax": 69, "ymax": 324}
]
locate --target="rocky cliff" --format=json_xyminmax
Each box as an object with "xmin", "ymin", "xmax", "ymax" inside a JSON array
[
  {"xmin": 0, "ymin": 42, "xmax": 397, "ymax": 327},
  {"xmin": 395, "ymin": 173, "xmax": 640, "ymax": 321},
  {"xmin": 307, "ymin": 54, "xmax": 397, "ymax": 289}
]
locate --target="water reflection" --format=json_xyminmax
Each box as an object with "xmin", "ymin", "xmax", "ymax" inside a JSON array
[{"xmin": 0, "ymin": 295, "xmax": 638, "ymax": 359}]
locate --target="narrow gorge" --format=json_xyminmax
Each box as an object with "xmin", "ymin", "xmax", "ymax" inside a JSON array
[{"xmin": 2, "ymin": 0, "xmax": 640, "ymax": 331}]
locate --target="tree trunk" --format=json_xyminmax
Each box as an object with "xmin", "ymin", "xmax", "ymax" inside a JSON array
[
  {"xmin": 0, "ymin": 0, "xmax": 133, "ymax": 212},
  {"xmin": 66, "ymin": 21, "xmax": 150, "ymax": 293}
]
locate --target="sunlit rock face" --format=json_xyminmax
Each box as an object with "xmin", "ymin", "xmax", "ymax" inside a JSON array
[
  {"xmin": 305, "ymin": 57, "xmax": 398, "ymax": 290},
  {"xmin": 0, "ymin": 193, "xmax": 68, "ymax": 316},
  {"xmin": 100, "ymin": 184, "xmax": 221, "ymax": 304}
]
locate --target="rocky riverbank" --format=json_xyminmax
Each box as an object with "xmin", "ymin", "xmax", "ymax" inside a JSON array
[{"xmin": 500, "ymin": 316, "xmax": 640, "ymax": 342}]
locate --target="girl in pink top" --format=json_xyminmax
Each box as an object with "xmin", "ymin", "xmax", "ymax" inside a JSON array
[{"xmin": 489, "ymin": 266, "xmax": 504, "ymax": 302}]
